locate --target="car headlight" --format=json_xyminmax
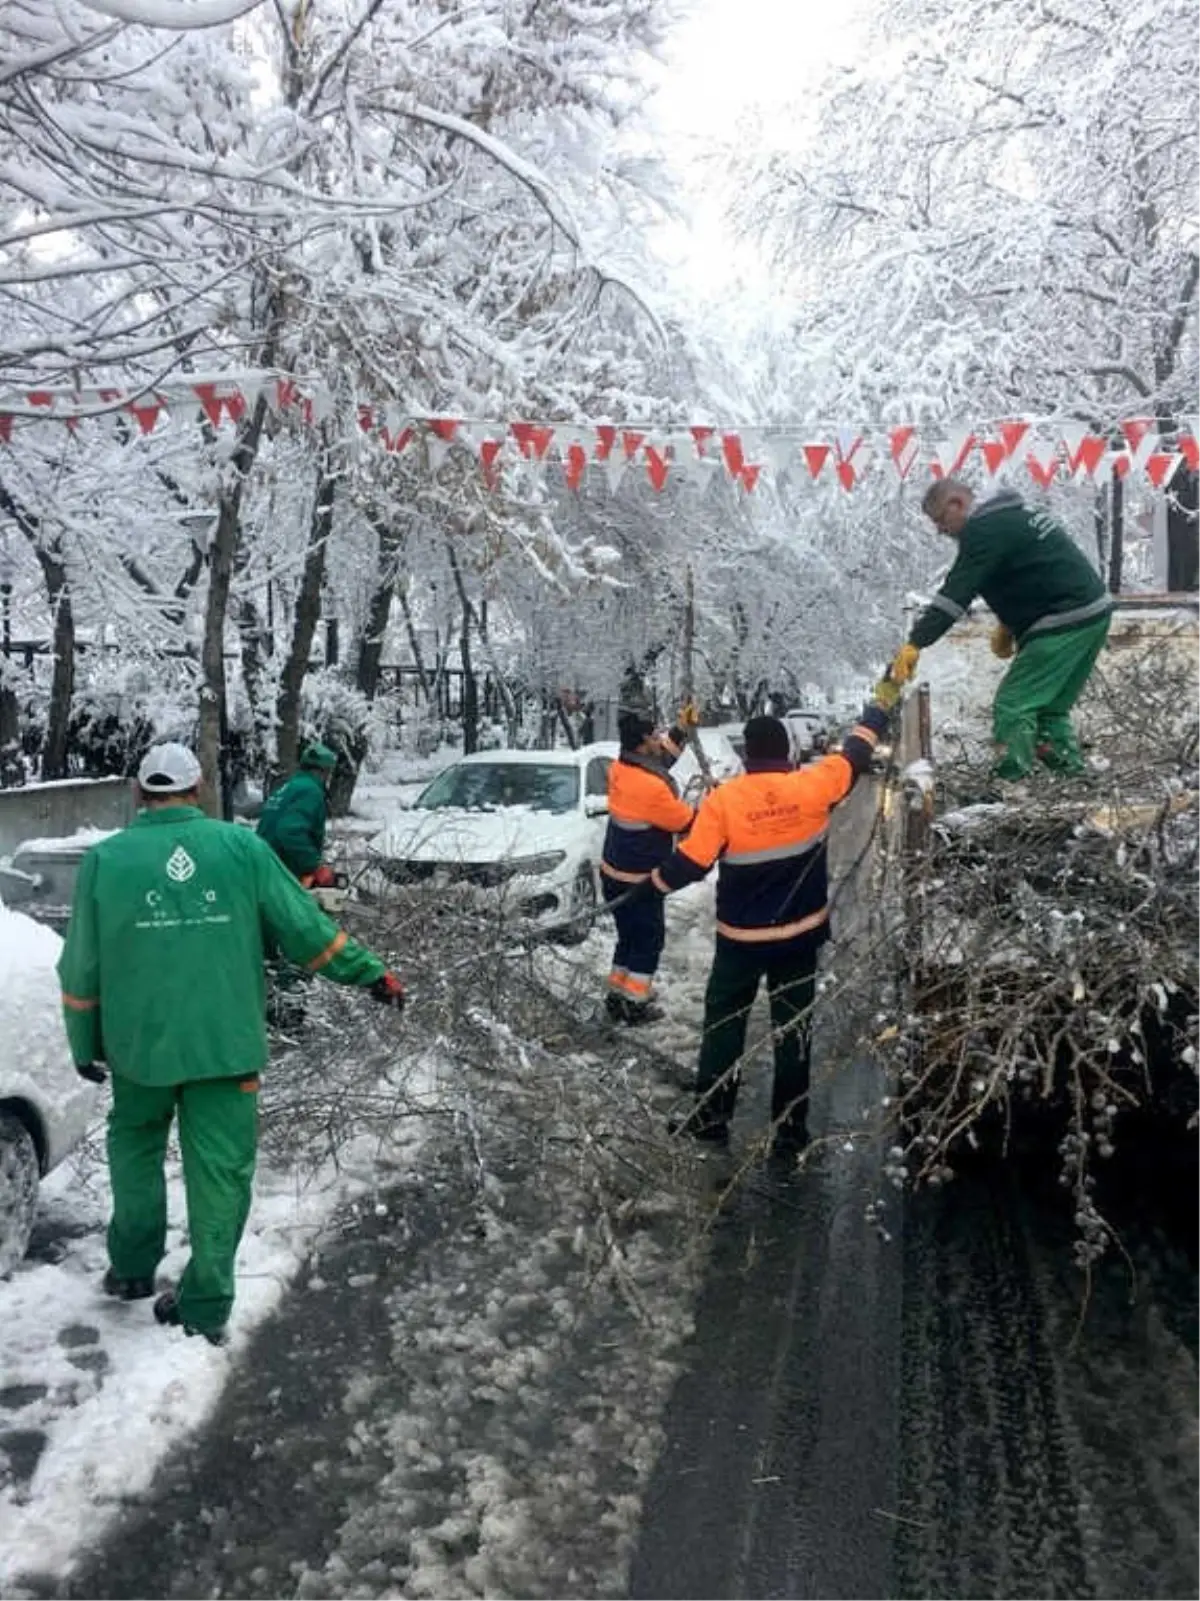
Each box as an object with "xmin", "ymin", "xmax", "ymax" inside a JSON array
[{"xmin": 508, "ymin": 851, "xmax": 568, "ymax": 878}]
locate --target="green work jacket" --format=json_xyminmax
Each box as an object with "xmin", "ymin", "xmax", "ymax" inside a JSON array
[{"xmin": 256, "ymin": 770, "xmax": 327, "ymax": 878}]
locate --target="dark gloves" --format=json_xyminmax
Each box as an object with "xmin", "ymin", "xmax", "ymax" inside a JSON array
[
  {"xmin": 76, "ymin": 1061, "xmax": 108, "ymax": 1085},
  {"xmin": 371, "ymin": 971, "xmax": 406, "ymax": 1012}
]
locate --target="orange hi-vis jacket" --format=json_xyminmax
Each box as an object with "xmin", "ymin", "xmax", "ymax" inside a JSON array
[
  {"xmin": 650, "ymin": 703, "xmax": 890, "ymax": 950},
  {"xmin": 601, "ymin": 731, "xmax": 694, "ymax": 884}
]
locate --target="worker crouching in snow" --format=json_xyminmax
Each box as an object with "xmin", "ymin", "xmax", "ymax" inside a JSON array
[
  {"xmin": 57, "ymin": 743, "xmax": 405, "ymax": 1347},
  {"xmin": 642, "ymin": 690, "xmax": 897, "ymax": 1152},
  {"xmin": 256, "ymin": 740, "xmax": 339, "ymax": 888},
  {"xmin": 890, "ymin": 480, "xmax": 1113, "ymax": 786},
  {"xmin": 599, "ymin": 705, "xmax": 698, "ymax": 1024}
]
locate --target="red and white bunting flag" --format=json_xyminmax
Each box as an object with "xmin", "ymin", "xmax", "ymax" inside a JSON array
[
  {"xmin": 126, "ymin": 394, "xmax": 166, "ymax": 435},
  {"xmin": 301, "ymin": 385, "xmax": 334, "ymax": 426},
  {"xmin": 668, "ymin": 433, "xmax": 720, "ymax": 488},
  {"xmin": 563, "ymin": 441, "xmax": 589, "ymax": 491},
  {"xmin": 739, "ymin": 464, "xmax": 762, "ymax": 494},
  {"xmin": 1024, "ymin": 441, "xmax": 1060, "ymax": 490},
  {"xmin": 1179, "ymin": 425, "xmax": 1199, "ymax": 472},
  {"xmin": 593, "ymin": 424, "xmax": 617, "ymax": 461},
  {"xmin": 889, "ymin": 426, "xmax": 920, "ymax": 480},
  {"xmin": 357, "ymin": 402, "xmax": 376, "ymax": 434},
  {"xmin": 801, "ymin": 443, "xmax": 830, "ymax": 481},
  {"xmin": 928, "ymin": 431, "xmax": 975, "ymax": 479},
  {"xmin": 621, "ymin": 429, "xmax": 645, "ymax": 461},
  {"xmin": 193, "ymin": 382, "xmax": 246, "ymax": 428},
  {"xmin": 644, "ymin": 443, "xmax": 671, "ymax": 492},
  {"xmin": 1121, "ymin": 417, "xmax": 1156, "ymax": 454},
  {"xmin": 510, "ymin": 421, "xmax": 555, "ymax": 460},
  {"xmin": 425, "ymin": 416, "xmax": 460, "ymax": 472},
  {"xmin": 997, "ymin": 419, "xmax": 1029, "ymax": 460},
  {"xmin": 979, "ymin": 439, "xmax": 1008, "ymax": 476},
  {"xmin": 0, "ymin": 413, "xmax": 12, "ymax": 443},
  {"xmin": 1145, "ymin": 452, "xmax": 1182, "ymax": 489},
  {"xmin": 721, "ymin": 433, "xmax": 745, "ymax": 479},
  {"xmin": 271, "ymin": 378, "xmax": 303, "ymax": 414},
  {"xmin": 834, "ymin": 432, "xmax": 869, "ymax": 489},
  {"xmin": 461, "ymin": 422, "xmax": 504, "ymax": 486},
  {"xmin": 689, "ymin": 424, "xmax": 715, "ymax": 457},
  {"xmin": 604, "ymin": 449, "xmax": 630, "ymax": 495},
  {"xmin": 758, "ymin": 435, "xmax": 796, "ymax": 478},
  {"xmin": 1060, "ymin": 425, "xmax": 1108, "ymax": 480}
]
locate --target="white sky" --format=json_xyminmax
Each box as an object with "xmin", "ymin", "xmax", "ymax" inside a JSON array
[{"xmin": 647, "ymin": 0, "xmax": 870, "ymax": 304}]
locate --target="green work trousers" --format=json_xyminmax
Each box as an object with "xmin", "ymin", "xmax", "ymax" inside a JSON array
[
  {"xmin": 693, "ymin": 941, "xmax": 817, "ymax": 1135},
  {"xmin": 107, "ymin": 1072, "xmax": 259, "ymax": 1335},
  {"xmin": 992, "ymin": 612, "xmax": 1111, "ymax": 780}
]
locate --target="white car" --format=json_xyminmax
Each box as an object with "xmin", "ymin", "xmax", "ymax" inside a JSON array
[
  {"xmin": 373, "ymin": 743, "xmax": 620, "ymax": 944},
  {"xmin": 0, "ymin": 903, "xmax": 99, "ymax": 1275}
]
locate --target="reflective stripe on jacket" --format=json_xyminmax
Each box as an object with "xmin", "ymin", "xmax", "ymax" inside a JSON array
[
  {"xmin": 601, "ymin": 744, "xmax": 694, "ymax": 881},
  {"xmin": 652, "ymin": 704, "xmax": 888, "ymax": 948}
]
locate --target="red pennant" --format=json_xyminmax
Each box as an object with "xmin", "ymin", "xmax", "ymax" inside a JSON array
[
  {"xmin": 26, "ymin": 391, "xmax": 53, "ymax": 410},
  {"xmin": 383, "ymin": 426, "xmax": 413, "ymax": 455},
  {"xmin": 593, "ymin": 425, "xmax": 617, "ymax": 461},
  {"xmin": 889, "ymin": 425, "xmax": 915, "ymax": 462},
  {"xmin": 127, "ymin": 398, "xmax": 163, "ymax": 435},
  {"xmin": 802, "ymin": 444, "xmax": 829, "ymax": 479},
  {"xmin": 1121, "ymin": 418, "xmax": 1154, "ymax": 452},
  {"xmin": 98, "ymin": 388, "xmax": 123, "ymax": 404},
  {"xmin": 357, "ymin": 404, "xmax": 375, "ymax": 433},
  {"xmin": 621, "ymin": 430, "xmax": 645, "ymax": 460},
  {"xmin": 999, "ymin": 420, "xmax": 1029, "ymax": 458},
  {"xmin": 1025, "ymin": 450, "xmax": 1059, "ymax": 489},
  {"xmin": 479, "ymin": 438, "xmax": 503, "ymax": 489},
  {"xmin": 1180, "ymin": 434, "xmax": 1199, "ymax": 472},
  {"xmin": 564, "ymin": 442, "xmax": 588, "ymax": 491},
  {"xmin": 690, "ymin": 425, "xmax": 714, "ymax": 455},
  {"xmin": 1146, "ymin": 452, "xmax": 1181, "ymax": 489},
  {"xmin": 510, "ymin": 422, "xmax": 555, "ymax": 460},
  {"xmin": 0, "ymin": 414, "xmax": 11, "ymax": 443},
  {"xmin": 427, "ymin": 418, "xmax": 460, "ymax": 441},
  {"xmin": 276, "ymin": 379, "xmax": 302, "ymax": 411},
  {"xmin": 193, "ymin": 383, "xmax": 245, "ymax": 427},
  {"xmin": 1064, "ymin": 434, "xmax": 1108, "ymax": 477},
  {"xmin": 836, "ymin": 461, "xmax": 857, "ymax": 490},
  {"xmin": 980, "ymin": 440, "xmax": 1007, "ymax": 475},
  {"xmin": 739, "ymin": 464, "xmax": 761, "ymax": 493},
  {"xmin": 1112, "ymin": 454, "xmax": 1131, "ymax": 479},
  {"xmin": 645, "ymin": 445, "xmax": 670, "ymax": 492},
  {"xmin": 721, "ymin": 433, "xmax": 745, "ymax": 477}
]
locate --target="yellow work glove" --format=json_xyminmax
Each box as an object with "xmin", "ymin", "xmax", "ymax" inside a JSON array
[
  {"xmin": 678, "ymin": 697, "xmax": 701, "ymax": 728},
  {"xmin": 889, "ymin": 642, "xmax": 920, "ymax": 685},
  {"xmin": 873, "ymin": 677, "xmax": 902, "ymax": 712},
  {"xmin": 990, "ymin": 624, "xmax": 1015, "ymax": 660}
]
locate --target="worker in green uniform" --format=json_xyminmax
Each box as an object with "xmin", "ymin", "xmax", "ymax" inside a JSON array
[
  {"xmin": 890, "ymin": 481, "xmax": 1113, "ymax": 781},
  {"xmin": 257, "ymin": 741, "xmax": 338, "ymax": 885},
  {"xmin": 57, "ymin": 743, "xmax": 405, "ymax": 1346}
]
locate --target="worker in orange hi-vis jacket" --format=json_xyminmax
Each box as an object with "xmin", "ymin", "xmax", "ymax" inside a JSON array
[
  {"xmin": 641, "ymin": 684, "xmax": 899, "ymax": 1152},
  {"xmin": 599, "ymin": 702, "xmax": 699, "ymax": 1024}
]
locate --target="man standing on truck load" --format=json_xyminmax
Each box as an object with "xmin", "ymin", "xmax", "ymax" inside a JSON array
[
  {"xmin": 57, "ymin": 743, "xmax": 405, "ymax": 1346},
  {"xmin": 888, "ymin": 481, "xmax": 1112, "ymax": 782}
]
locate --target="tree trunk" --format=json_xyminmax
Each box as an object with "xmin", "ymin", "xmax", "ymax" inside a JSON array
[
  {"xmin": 0, "ymin": 682, "xmax": 22, "ymax": 787},
  {"xmin": 396, "ymin": 581, "xmax": 432, "ymax": 701},
  {"xmin": 275, "ymin": 446, "xmax": 336, "ymax": 781},
  {"xmin": 457, "ymin": 587, "xmax": 479, "ymax": 755},
  {"xmin": 196, "ymin": 392, "xmax": 271, "ymax": 816},
  {"xmin": 1166, "ymin": 465, "xmax": 1198, "ymax": 592},
  {"xmin": 36, "ymin": 546, "xmax": 75, "ymax": 781},
  {"xmin": 356, "ymin": 517, "xmax": 405, "ymax": 702},
  {"xmin": 1108, "ymin": 467, "xmax": 1124, "ymax": 595}
]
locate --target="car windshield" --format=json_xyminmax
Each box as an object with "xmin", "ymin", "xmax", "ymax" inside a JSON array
[{"xmin": 415, "ymin": 761, "xmax": 580, "ymax": 815}]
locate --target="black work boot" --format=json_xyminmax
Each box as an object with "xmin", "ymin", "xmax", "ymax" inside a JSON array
[
  {"xmin": 102, "ymin": 1268, "xmax": 156, "ymax": 1301},
  {"xmin": 770, "ymin": 1121, "xmax": 810, "ymax": 1160},
  {"xmin": 154, "ymin": 1289, "xmax": 228, "ymax": 1348},
  {"xmin": 625, "ymin": 999, "xmax": 664, "ymax": 1026},
  {"xmin": 604, "ymin": 991, "xmax": 630, "ymax": 1023}
]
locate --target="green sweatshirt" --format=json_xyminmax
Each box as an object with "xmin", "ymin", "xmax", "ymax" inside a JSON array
[
  {"xmin": 57, "ymin": 806, "xmax": 385, "ymax": 1085},
  {"xmin": 256, "ymin": 769, "xmax": 327, "ymax": 878},
  {"xmin": 909, "ymin": 490, "xmax": 1112, "ymax": 648}
]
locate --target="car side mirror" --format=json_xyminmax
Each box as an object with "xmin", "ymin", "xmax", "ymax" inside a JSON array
[{"xmin": 584, "ymin": 795, "xmax": 608, "ymax": 817}]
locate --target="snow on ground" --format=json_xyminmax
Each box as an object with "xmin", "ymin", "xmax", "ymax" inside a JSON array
[{"xmin": 0, "ymin": 1049, "xmax": 439, "ymax": 1588}]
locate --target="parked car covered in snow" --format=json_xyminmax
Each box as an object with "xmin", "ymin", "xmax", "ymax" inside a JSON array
[
  {"xmin": 373, "ymin": 743, "xmax": 621, "ymax": 944},
  {"xmin": 0, "ymin": 904, "xmax": 99, "ymax": 1275}
]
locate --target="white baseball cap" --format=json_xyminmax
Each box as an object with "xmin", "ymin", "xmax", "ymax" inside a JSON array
[{"xmin": 137, "ymin": 742, "xmax": 203, "ymax": 794}]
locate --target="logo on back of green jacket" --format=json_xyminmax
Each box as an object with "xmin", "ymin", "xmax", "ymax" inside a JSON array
[{"xmin": 166, "ymin": 845, "xmax": 196, "ymax": 884}]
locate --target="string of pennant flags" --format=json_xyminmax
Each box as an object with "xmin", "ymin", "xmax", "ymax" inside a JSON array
[{"xmin": 0, "ymin": 374, "xmax": 1196, "ymax": 493}]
